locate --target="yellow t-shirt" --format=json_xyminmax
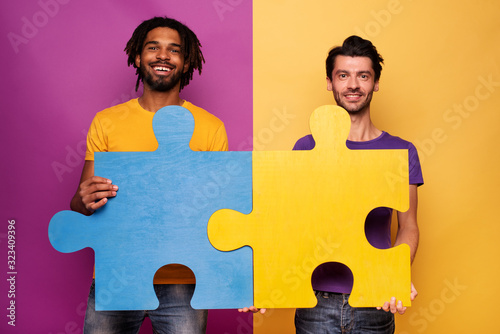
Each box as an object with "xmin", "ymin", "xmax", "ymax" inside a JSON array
[{"xmin": 85, "ymin": 98, "xmax": 228, "ymax": 284}]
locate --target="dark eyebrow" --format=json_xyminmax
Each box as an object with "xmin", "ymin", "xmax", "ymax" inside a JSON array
[
  {"xmin": 143, "ymin": 41, "xmax": 182, "ymax": 48},
  {"xmin": 335, "ymin": 69, "xmax": 373, "ymax": 76},
  {"xmin": 144, "ymin": 41, "xmax": 160, "ymax": 47}
]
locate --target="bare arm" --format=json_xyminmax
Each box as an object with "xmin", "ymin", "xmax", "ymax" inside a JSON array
[
  {"xmin": 379, "ymin": 184, "xmax": 419, "ymax": 314},
  {"xmin": 70, "ymin": 160, "xmax": 118, "ymax": 215},
  {"xmin": 395, "ymin": 184, "xmax": 419, "ymax": 263}
]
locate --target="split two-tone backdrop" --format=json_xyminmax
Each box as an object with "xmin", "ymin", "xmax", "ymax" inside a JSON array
[{"xmin": 2, "ymin": 0, "xmax": 499, "ymax": 333}]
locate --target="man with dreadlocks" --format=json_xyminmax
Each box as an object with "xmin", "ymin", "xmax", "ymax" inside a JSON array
[{"xmin": 70, "ymin": 17, "xmax": 227, "ymax": 333}]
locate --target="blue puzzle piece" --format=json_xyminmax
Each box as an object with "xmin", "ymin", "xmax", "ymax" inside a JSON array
[{"xmin": 49, "ymin": 106, "xmax": 253, "ymax": 311}]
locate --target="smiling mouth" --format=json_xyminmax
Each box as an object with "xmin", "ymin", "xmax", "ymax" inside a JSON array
[
  {"xmin": 343, "ymin": 90, "xmax": 365, "ymax": 100},
  {"xmin": 151, "ymin": 63, "xmax": 174, "ymax": 75},
  {"xmin": 344, "ymin": 94, "xmax": 363, "ymax": 100}
]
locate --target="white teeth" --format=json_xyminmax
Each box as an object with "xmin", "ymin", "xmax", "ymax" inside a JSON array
[{"xmin": 154, "ymin": 66, "xmax": 171, "ymax": 72}]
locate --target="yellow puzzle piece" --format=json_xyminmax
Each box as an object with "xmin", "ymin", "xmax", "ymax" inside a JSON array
[{"xmin": 208, "ymin": 105, "xmax": 411, "ymax": 308}]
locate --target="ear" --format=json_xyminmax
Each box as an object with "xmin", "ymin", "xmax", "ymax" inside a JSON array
[
  {"xmin": 374, "ymin": 80, "xmax": 379, "ymax": 92},
  {"xmin": 182, "ymin": 58, "xmax": 190, "ymax": 74},
  {"xmin": 135, "ymin": 54, "xmax": 141, "ymax": 69},
  {"xmin": 326, "ymin": 77, "xmax": 333, "ymax": 91}
]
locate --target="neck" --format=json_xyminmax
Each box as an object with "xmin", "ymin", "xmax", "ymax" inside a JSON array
[
  {"xmin": 347, "ymin": 107, "xmax": 382, "ymax": 142},
  {"xmin": 138, "ymin": 85, "xmax": 184, "ymax": 112}
]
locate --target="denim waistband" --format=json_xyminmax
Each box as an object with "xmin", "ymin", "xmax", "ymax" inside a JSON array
[{"xmin": 314, "ymin": 290, "xmax": 350, "ymax": 297}]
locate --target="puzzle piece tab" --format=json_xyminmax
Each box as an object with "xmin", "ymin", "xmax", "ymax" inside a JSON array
[
  {"xmin": 208, "ymin": 105, "xmax": 410, "ymax": 308},
  {"xmin": 49, "ymin": 106, "xmax": 253, "ymax": 311}
]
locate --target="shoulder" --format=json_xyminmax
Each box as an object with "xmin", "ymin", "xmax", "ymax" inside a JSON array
[
  {"xmin": 372, "ymin": 132, "xmax": 420, "ymax": 158},
  {"xmin": 293, "ymin": 134, "xmax": 315, "ymax": 150},
  {"xmin": 183, "ymin": 101, "xmax": 225, "ymax": 128},
  {"xmin": 381, "ymin": 133, "xmax": 423, "ymax": 185},
  {"xmin": 379, "ymin": 132, "xmax": 415, "ymax": 149},
  {"xmin": 380, "ymin": 132, "xmax": 419, "ymax": 156},
  {"xmin": 183, "ymin": 101, "xmax": 228, "ymax": 151},
  {"xmin": 92, "ymin": 99, "xmax": 140, "ymax": 121}
]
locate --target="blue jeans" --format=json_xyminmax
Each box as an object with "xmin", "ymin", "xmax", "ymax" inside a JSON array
[
  {"xmin": 84, "ymin": 280, "xmax": 207, "ymax": 334},
  {"xmin": 295, "ymin": 291, "xmax": 394, "ymax": 334}
]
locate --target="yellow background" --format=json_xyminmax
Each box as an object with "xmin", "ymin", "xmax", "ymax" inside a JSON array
[{"xmin": 253, "ymin": 0, "xmax": 500, "ymax": 333}]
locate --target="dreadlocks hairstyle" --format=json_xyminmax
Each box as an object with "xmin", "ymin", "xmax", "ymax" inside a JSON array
[
  {"xmin": 326, "ymin": 35, "xmax": 384, "ymax": 82},
  {"xmin": 124, "ymin": 16, "xmax": 205, "ymax": 91}
]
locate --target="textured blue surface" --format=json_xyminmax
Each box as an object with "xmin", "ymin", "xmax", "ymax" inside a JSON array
[{"xmin": 49, "ymin": 106, "xmax": 253, "ymax": 310}]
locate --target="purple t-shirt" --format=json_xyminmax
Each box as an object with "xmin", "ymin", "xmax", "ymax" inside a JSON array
[{"xmin": 293, "ymin": 131, "xmax": 423, "ymax": 293}]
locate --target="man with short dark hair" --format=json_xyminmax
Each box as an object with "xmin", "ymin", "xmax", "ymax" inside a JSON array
[
  {"xmin": 71, "ymin": 16, "xmax": 227, "ymax": 333},
  {"xmin": 293, "ymin": 35, "xmax": 423, "ymax": 334}
]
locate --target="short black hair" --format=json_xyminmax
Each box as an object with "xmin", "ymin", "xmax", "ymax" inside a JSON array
[
  {"xmin": 125, "ymin": 16, "xmax": 205, "ymax": 91},
  {"xmin": 326, "ymin": 35, "xmax": 384, "ymax": 82}
]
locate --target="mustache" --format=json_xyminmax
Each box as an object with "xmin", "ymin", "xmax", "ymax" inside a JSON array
[
  {"xmin": 149, "ymin": 61, "xmax": 175, "ymax": 68},
  {"xmin": 345, "ymin": 88, "xmax": 364, "ymax": 94}
]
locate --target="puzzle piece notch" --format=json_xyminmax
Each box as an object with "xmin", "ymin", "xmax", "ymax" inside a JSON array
[
  {"xmin": 49, "ymin": 106, "xmax": 254, "ymax": 311},
  {"xmin": 208, "ymin": 105, "xmax": 410, "ymax": 309}
]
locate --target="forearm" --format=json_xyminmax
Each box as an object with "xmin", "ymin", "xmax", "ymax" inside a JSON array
[
  {"xmin": 395, "ymin": 184, "xmax": 419, "ymax": 263},
  {"xmin": 70, "ymin": 160, "xmax": 96, "ymax": 216},
  {"xmin": 394, "ymin": 223, "xmax": 419, "ymax": 263}
]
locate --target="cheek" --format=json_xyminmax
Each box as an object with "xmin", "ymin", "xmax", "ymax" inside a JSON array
[{"xmin": 332, "ymin": 83, "xmax": 344, "ymax": 95}]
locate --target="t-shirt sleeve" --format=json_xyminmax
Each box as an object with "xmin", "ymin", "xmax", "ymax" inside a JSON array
[
  {"xmin": 408, "ymin": 142, "xmax": 424, "ymax": 186},
  {"xmin": 210, "ymin": 123, "xmax": 229, "ymax": 152},
  {"xmin": 85, "ymin": 114, "xmax": 108, "ymax": 161}
]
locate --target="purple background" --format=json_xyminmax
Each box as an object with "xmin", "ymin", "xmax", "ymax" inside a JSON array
[{"xmin": 1, "ymin": 0, "xmax": 253, "ymax": 332}]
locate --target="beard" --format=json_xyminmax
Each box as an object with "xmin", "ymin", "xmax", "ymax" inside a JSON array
[
  {"xmin": 140, "ymin": 61, "xmax": 182, "ymax": 92},
  {"xmin": 333, "ymin": 89, "xmax": 374, "ymax": 115}
]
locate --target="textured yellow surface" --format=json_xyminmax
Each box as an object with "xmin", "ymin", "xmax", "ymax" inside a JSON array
[
  {"xmin": 253, "ymin": 0, "xmax": 500, "ymax": 331},
  {"xmin": 209, "ymin": 105, "xmax": 410, "ymax": 308}
]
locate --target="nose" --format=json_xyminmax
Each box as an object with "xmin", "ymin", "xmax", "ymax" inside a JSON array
[
  {"xmin": 347, "ymin": 76, "xmax": 359, "ymax": 90},
  {"xmin": 156, "ymin": 47, "xmax": 170, "ymax": 61}
]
